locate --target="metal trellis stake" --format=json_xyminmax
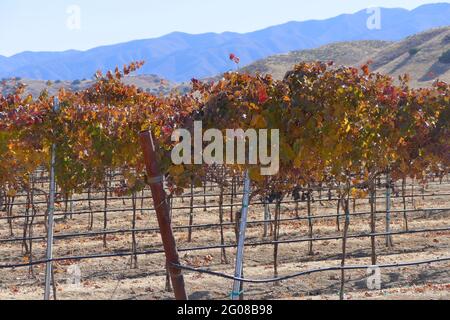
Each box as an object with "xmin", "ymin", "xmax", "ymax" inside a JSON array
[
  {"xmin": 231, "ymin": 170, "xmax": 251, "ymax": 300},
  {"xmin": 139, "ymin": 130, "xmax": 188, "ymax": 300},
  {"xmin": 44, "ymin": 97, "xmax": 59, "ymax": 300}
]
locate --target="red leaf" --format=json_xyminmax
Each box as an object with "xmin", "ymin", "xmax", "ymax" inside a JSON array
[
  {"xmin": 361, "ymin": 64, "xmax": 370, "ymax": 76},
  {"xmin": 229, "ymin": 53, "xmax": 240, "ymax": 64},
  {"xmin": 257, "ymin": 86, "xmax": 269, "ymax": 104}
]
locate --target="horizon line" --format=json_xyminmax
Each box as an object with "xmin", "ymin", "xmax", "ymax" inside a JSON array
[{"xmin": 1, "ymin": 2, "xmax": 441, "ymax": 58}]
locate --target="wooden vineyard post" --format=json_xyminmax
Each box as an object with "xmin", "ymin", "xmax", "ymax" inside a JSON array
[
  {"xmin": 139, "ymin": 131, "xmax": 188, "ymax": 301},
  {"xmin": 370, "ymin": 180, "xmax": 377, "ymax": 265},
  {"xmin": 263, "ymin": 201, "xmax": 270, "ymax": 238},
  {"xmin": 385, "ymin": 171, "xmax": 393, "ymax": 248},
  {"xmin": 44, "ymin": 97, "xmax": 59, "ymax": 300},
  {"xmin": 306, "ymin": 189, "xmax": 314, "ymax": 256},
  {"xmin": 339, "ymin": 196, "xmax": 351, "ymax": 300},
  {"xmin": 231, "ymin": 170, "xmax": 251, "ymax": 300},
  {"xmin": 402, "ymin": 178, "xmax": 409, "ymax": 231},
  {"xmin": 188, "ymin": 179, "xmax": 194, "ymax": 242},
  {"xmin": 218, "ymin": 170, "xmax": 228, "ymax": 264}
]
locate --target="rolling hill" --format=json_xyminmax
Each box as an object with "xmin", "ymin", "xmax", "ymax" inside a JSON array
[
  {"xmin": 241, "ymin": 40, "xmax": 392, "ymax": 80},
  {"xmin": 1, "ymin": 3, "xmax": 450, "ymax": 82},
  {"xmin": 370, "ymin": 27, "xmax": 450, "ymax": 87},
  {"xmin": 241, "ymin": 26, "xmax": 450, "ymax": 87},
  {"xmin": 0, "ymin": 74, "xmax": 176, "ymax": 97}
]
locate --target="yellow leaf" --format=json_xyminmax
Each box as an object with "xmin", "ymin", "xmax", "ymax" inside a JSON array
[
  {"xmin": 169, "ymin": 165, "xmax": 185, "ymax": 177},
  {"xmin": 248, "ymin": 103, "xmax": 260, "ymax": 111},
  {"xmin": 294, "ymin": 153, "xmax": 303, "ymax": 169},
  {"xmin": 249, "ymin": 167, "xmax": 264, "ymax": 182},
  {"xmin": 250, "ymin": 114, "xmax": 267, "ymax": 129},
  {"xmin": 280, "ymin": 142, "xmax": 295, "ymax": 161}
]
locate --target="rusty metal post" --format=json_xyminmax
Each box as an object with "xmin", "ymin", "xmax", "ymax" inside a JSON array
[{"xmin": 139, "ymin": 130, "xmax": 188, "ymax": 300}]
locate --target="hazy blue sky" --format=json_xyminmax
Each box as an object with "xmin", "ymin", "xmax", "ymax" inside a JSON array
[{"xmin": 0, "ymin": 0, "xmax": 448, "ymax": 56}]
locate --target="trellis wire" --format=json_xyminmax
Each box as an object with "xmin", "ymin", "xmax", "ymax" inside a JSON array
[
  {"xmin": 0, "ymin": 172, "xmax": 449, "ymax": 300},
  {"xmin": 1, "ymin": 225, "xmax": 449, "ymax": 270}
]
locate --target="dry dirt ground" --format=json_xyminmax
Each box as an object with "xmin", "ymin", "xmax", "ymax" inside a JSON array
[{"xmin": 0, "ymin": 178, "xmax": 449, "ymax": 300}]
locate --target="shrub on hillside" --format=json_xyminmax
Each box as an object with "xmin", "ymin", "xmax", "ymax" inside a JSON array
[
  {"xmin": 409, "ymin": 48, "xmax": 420, "ymax": 56},
  {"xmin": 438, "ymin": 49, "xmax": 450, "ymax": 64},
  {"xmin": 442, "ymin": 34, "xmax": 450, "ymax": 44}
]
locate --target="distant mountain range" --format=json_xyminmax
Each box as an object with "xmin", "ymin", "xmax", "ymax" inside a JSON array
[
  {"xmin": 1, "ymin": 3, "xmax": 450, "ymax": 82},
  {"xmin": 5, "ymin": 27, "xmax": 450, "ymax": 97},
  {"xmin": 242, "ymin": 26, "xmax": 450, "ymax": 88}
]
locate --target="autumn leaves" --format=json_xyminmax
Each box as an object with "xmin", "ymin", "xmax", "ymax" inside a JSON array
[{"xmin": 0, "ymin": 61, "xmax": 449, "ymax": 199}]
